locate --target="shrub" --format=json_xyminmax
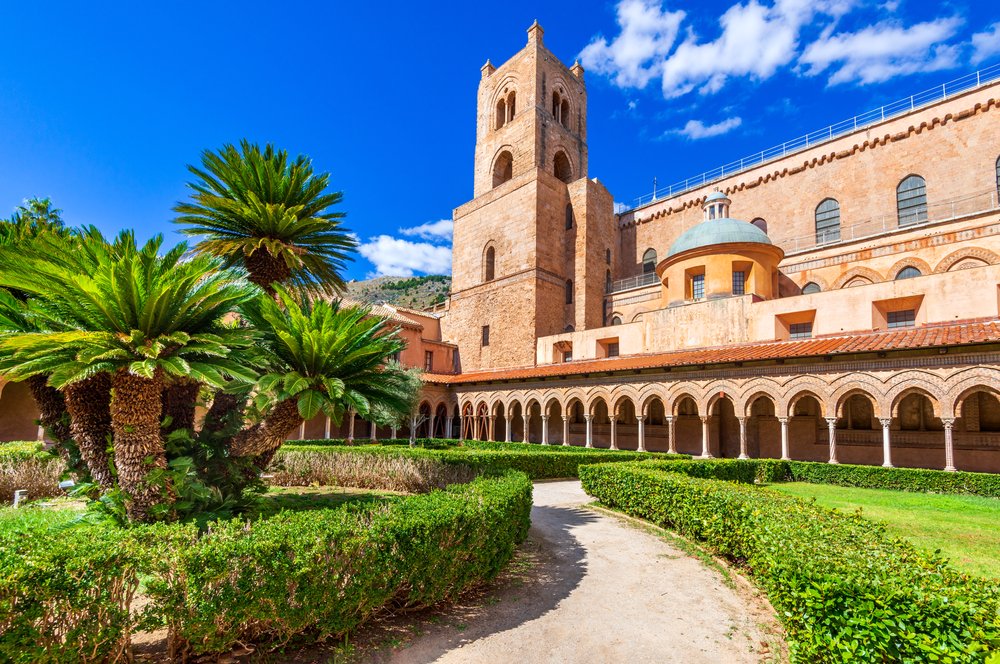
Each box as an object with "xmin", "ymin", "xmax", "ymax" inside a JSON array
[
  {"xmin": 0, "ymin": 441, "xmax": 66, "ymax": 503},
  {"xmin": 580, "ymin": 462, "xmax": 1000, "ymax": 662},
  {"xmin": 0, "ymin": 470, "xmax": 532, "ymax": 661},
  {"xmin": 784, "ymin": 460, "xmax": 1000, "ymax": 498}
]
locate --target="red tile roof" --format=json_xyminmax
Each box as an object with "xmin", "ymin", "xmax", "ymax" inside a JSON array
[{"xmin": 423, "ymin": 319, "xmax": 1000, "ymax": 385}]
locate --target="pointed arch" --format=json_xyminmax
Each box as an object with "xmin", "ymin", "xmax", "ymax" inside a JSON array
[{"xmin": 933, "ymin": 247, "xmax": 1000, "ymax": 273}]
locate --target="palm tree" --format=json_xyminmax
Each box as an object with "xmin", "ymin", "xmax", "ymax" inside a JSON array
[
  {"xmin": 173, "ymin": 141, "xmax": 357, "ymax": 295},
  {"xmin": 230, "ymin": 289, "xmax": 416, "ymax": 460},
  {"xmin": 0, "ymin": 231, "xmax": 258, "ymax": 522}
]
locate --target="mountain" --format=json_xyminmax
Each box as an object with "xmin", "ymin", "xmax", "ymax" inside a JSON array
[{"xmin": 346, "ymin": 275, "xmax": 451, "ymax": 311}]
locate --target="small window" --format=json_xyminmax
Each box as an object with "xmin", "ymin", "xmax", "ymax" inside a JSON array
[
  {"xmin": 605, "ymin": 248, "xmax": 611, "ymax": 264},
  {"xmin": 789, "ymin": 322, "xmax": 813, "ymax": 339},
  {"xmin": 554, "ymin": 151, "xmax": 572, "ymax": 183},
  {"xmin": 995, "ymin": 156, "xmax": 1000, "ymax": 199},
  {"xmin": 563, "ymin": 350, "xmax": 573, "ymax": 362},
  {"xmin": 493, "ymin": 151, "xmax": 513, "ymax": 188},
  {"xmin": 565, "ymin": 204, "xmax": 574, "ymax": 230},
  {"xmin": 691, "ymin": 274, "xmax": 705, "ymax": 301},
  {"xmin": 565, "ymin": 279, "xmax": 573, "ymax": 304},
  {"xmin": 424, "ymin": 351, "xmax": 433, "ymax": 371},
  {"xmin": 897, "ymin": 175, "xmax": 927, "ymax": 227},
  {"xmin": 605, "ymin": 270, "xmax": 612, "ymax": 293},
  {"xmin": 495, "ymin": 98, "xmax": 506, "ymax": 130},
  {"xmin": 887, "ymin": 309, "xmax": 916, "ymax": 329},
  {"xmin": 507, "ymin": 91, "xmax": 516, "ymax": 119},
  {"xmin": 611, "ymin": 315, "xmax": 622, "ymax": 325},
  {"xmin": 484, "ymin": 246, "xmax": 495, "ymax": 282},
  {"xmin": 560, "ymin": 99, "xmax": 570, "ymax": 129},
  {"xmin": 751, "ymin": 218, "xmax": 768, "ymax": 233},
  {"xmin": 607, "ymin": 342, "xmax": 619, "ymax": 358},
  {"xmin": 895, "ymin": 266, "xmax": 921, "ymax": 280},
  {"xmin": 642, "ymin": 248, "xmax": 657, "ymax": 274},
  {"xmin": 732, "ymin": 270, "xmax": 746, "ymax": 296},
  {"xmin": 481, "ymin": 325, "xmax": 490, "ymax": 347},
  {"xmin": 815, "ymin": 198, "xmax": 841, "ymax": 244},
  {"xmin": 801, "ymin": 282, "xmax": 821, "ymax": 295}
]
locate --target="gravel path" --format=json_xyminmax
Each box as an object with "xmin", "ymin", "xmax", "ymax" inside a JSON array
[{"xmin": 385, "ymin": 480, "xmax": 783, "ymax": 664}]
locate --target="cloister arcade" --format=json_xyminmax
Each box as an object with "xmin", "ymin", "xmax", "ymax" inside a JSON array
[{"xmin": 416, "ymin": 363, "xmax": 1000, "ymax": 473}]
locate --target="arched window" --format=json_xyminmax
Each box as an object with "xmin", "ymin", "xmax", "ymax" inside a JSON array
[
  {"xmin": 560, "ymin": 99, "xmax": 570, "ymax": 128},
  {"xmin": 554, "ymin": 151, "xmax": 572, "ymax": 183},
  {"xmin": 897, "ymin": 175, "xmax": 927, "ymax": 226},
  {"xmin": 995, "ymin": 156, "xmax": 999, "ymax": 199},
  {"xmin": 495, "ymin": 98, "xmax": 506, "ymax": 130},
  {"xmin": 642, "ymin": 248, "xmax": 657, "ymax": 274},
  {"xmin": 751, "ymin": 218, "xmax": 768, "ymax": 233},
  {"xmin": 484, "ymin": 246, "xmax": 495, "ymax": 282},
  {"xmin": 565, "ymin": 204, "xmax": 574, "ymax": 230},
  {"xmin": 801, "ymin": 282, "xmax": 821, "ymax": 295},
  {"xmin": 611, "ymin": 315, "xmax": 622, "ymax": 326},
  {"xmin": 507, "ymin": 91, "xmax": 516, "ymax": 119},
  {"xmin": 565, "ymin": 279, "xmax": 573, "ymax": 305},
  {"xmin": 605, "ymin": 248, "xmax": 611, "ymax": 264},
  {"xmin": 895, "ymin": 266, "xmax": 921, "ymax": 280},
  {"xmin": 492, "ymin": 150, "xmax": 513, "ymax": 188},
  {"xmin": 552, "ymin": 92, "xmax": 561, "ymax": 120},
  {"xmin": 605, "ymin": 270, "xmax": 612, "ymax": 293},
  {"xmin": 815, "ymin": 198, "xmax": 841, "ymax": 244}
]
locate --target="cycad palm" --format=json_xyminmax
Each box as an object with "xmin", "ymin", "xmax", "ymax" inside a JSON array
[
  {"xmin": 173, "ymin": 141, "xmax": 356, "ymax": 295},
  {"xmin": 232, "ymin": 289, "xmax": 416, "ymax": 458},
  {"xmin": 0, "ymin": 231, "xmax": 258, "ymax": 522}
]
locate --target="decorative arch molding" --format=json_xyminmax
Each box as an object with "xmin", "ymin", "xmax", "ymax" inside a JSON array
[
  {"xmin": 669, "ymin": 391, "xmax": 702, "ymax": 417},
  {"xmin": 784, "ymin": 388, "xmax": 828, "ymax": 418},
  {"xmin": 797, "ymin": 275, "xmax": 829, "ymax": 293},
  {"xmin": 703, "ymin": 382, "xmax": 741, "ymax": 413},
  {"xmin": 889, "ymin": 385, "xmax": 943, "ymax": 418},
  {"xmin": 611, "ymin": 392, "xmax": 639, "ymax": 419},
  {"xmin": 886, "ymin": 256, "xmax": 932, "ymax": 279},
  {"xmin": 833, "ymin": 387, "xmax": 882, "ymax": 418},
  {"xmin": 884, "ymin": 370, "xmax": 947, "ymax": 417},
  {"xmin": 942, "ymin": 367, "xmax": 1000, "ymax": 415},
  {"xmin": 488, "ymin": 75, "xmax": 520, "ymax": 108},
  {"xmin": 933, "ymin": 247, "xmax": 1000, "ymax": 273},
  {"xmin": 637, "ymin": 387, "xmax": 670, "ymax": 417},
  {"xmin": 585, "ymin": 388, "xmax": 614, "ymax": 415},
  {"xmin": 832, "ymin": 266, "xmax": 884, "ymax": 289},
  {"xmin": 739, "ymin": 390, "xmax": 779, "ymax": 417}
]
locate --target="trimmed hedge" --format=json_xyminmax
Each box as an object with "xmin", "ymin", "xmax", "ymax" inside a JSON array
[
  {"xmin": 783, "ymin": 460, "xmax": 1000, "ymax": 498},
  {"xmin": 581, "ymin": 462, "xmax": 1000, "ymax": 662},
  {"xmin": 0, "ymin": 470, "xmax": 532, "ymax": 661}
]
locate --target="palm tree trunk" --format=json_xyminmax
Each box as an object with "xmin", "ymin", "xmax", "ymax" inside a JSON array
[
  {"xmin": 202, "ymin": 391, "xmax": 243, "ymax": 435},
  {"xmin": 110, "ymin": 369, "xmax": 172, "ymax": 523},
  {"xmin": 64, "ymin": 373, "xmax": 116, "ymax": 489},
  {"xmin": 161, "ymin": 378, "xmax": 200, "ymax": 436},
  {"xmin": 229, "ymin": 399, "xmax": 302, "ymax": 458},
  {"xmin": 244, "ymin": 247, "xmax": 290, "ymax": 295},
  {"xmin": 26, "ymin": 374, "xmax": 71, "ymax": 443}
]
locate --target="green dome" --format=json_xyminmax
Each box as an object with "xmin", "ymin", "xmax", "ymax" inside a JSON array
[{"xmin": 668, "ymin": 218, "xmax": 772, "ymax": 257}]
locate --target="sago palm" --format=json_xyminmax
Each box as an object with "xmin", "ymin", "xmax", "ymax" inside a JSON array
[
  {"xmin": 231, "ymin": 289, "xmax": 416, "ymax": 459},
  {"xmin": 173, "ymin": 140, "xmax": 356, "ymax": 295},
  {"xmin": 0, "ymin": 231, "xmax": 258, "ymax": 522}
]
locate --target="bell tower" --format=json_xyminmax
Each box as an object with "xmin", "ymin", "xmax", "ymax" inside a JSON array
[{"xmin": 444, "ymin": 22, "xmax": 614, "ymax": 372}]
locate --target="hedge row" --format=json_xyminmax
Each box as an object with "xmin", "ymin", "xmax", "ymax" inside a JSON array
[
  {"xmin": 285, "ymin": 437, "xmax": 672, "ymax": 454},
  {"xmin": 0, "ymin": 441, "xmax": 64, "ymax": 503},
  {"xmin": 0, "ymin": 470, "xmax": 532, "ymax": 661},
  {"xmin": 274, "ymin": 443, "xmax": 689, "ymax": 482},
  {"xmin": 580, "ymin": 462, "xmax": 1000, "ymax": 662},
  {"xmin": 782, "ymin": 460, "xmax": 1000, "ymax": 498}
]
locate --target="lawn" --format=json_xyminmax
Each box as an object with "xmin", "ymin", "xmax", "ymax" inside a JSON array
[{"xmin": 768, "ymin": 482, "xmax": 1000, "ymax": 579}]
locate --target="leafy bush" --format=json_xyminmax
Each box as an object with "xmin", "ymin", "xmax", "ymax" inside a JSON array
[
  {"xmin": 580, "ymin": 462, "xmax": 1000, "ymax": 662},
  {"xmin": 0, "ymin": 470, "xmax": 532, "ymax": 661},
  {"xmin": 783, "ymin": 460, "xmax": 1000, "ymax": 498},
  {"xmin": 0, "ymin": 441, "xmax": 65, "ymax": 503}
]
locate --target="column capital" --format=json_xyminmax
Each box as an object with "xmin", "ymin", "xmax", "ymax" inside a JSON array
[
  {"xmin": 942, "ymin": 417, "xmax": 955, "ymax": 429},
  {"xmin": 584, "ymin": 413, "xmax": 593, "ymax": 422},
  {"xmin": 737, "ymin": 416, "xmax": 747, "ymax": 423},
  {"xmin": 879, "ymin": 417, "xmax": 892, "ymax": 428},
  {"xmin": 562, "ymin": 415, "xmax": 570, "ymax": 422},
  {"xmin": 778, "ymin": 416, "xmax": 789, "ymax": 424},
  {"xmin": 505, "ymin": 413, "xmax": 513, "ymax": 422},
  {"xmin": 665, "ymin": 415, "xmax": 674, "ymax": 423},
  {"xmin": 542, "ymin": 414, "xmax": 549, "ymax": 422},
  {"xmin": 699, "ymin": 415, "xmax": 709, "ymax": 423},
  {"xmin": 825, "ymin": 417, "xmax": 837, "ymax": 427}
]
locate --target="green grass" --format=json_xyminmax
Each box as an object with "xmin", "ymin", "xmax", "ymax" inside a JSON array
[
  {"xmin": 769, "ymin": 482, "xmax": 1000, "ymax": 579},
  {"xmin": 250, "ymin": 486, "xmax": 401, "ymax": 519}
]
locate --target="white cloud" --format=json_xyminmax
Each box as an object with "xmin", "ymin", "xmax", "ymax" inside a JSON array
[
  {"xmin": 971, "ymin": 22, "xmax": 1000, "ymax": 65},
  {"xmin": 358, "ymin": 235, "xmax": 452, "ymax": 278},
  {"xmin": 580, "ymin": 0, "xmax": 685, "ymax": 88},
  {"xmin": 669, "ymin": 116, "xmax": 743, "ymax": 139},
  {"xmin": 398, "ymin": 218, "xmax": 453, "ymax": 242},
  {"xmin": 800, "ymin": 17, "xmax": 963, "ymax": 85}
]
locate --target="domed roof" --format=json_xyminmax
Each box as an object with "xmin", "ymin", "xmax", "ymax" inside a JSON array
[
  {"xmin": 668, "ymin": 218, "xmax": 773, "ymax": 257},
  {"xmin": 705, "ymin": 190, "xmax": 729, "ymax": 203}
]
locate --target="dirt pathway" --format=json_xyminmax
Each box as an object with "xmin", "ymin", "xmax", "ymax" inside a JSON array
[{"xmin": 377, "ymin": 480, "xmax": 782, "ymax": 664}]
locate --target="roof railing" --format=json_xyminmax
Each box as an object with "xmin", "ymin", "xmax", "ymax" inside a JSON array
[
  {"xmin": 623, "ymin": 63, "xmax": 1000, "ymax": 212},
  {"xmin": 608, "ymin": 271, "xmax": 659, "ymax": 294}
]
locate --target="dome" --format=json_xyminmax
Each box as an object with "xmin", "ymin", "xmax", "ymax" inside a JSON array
[
  {"xmin": 705, "ymin": 190, "xmax": 729, "ymax": 203},
  {"xmin": 668, "ymin": 217, "xmax": 773, "ymax": 257}
]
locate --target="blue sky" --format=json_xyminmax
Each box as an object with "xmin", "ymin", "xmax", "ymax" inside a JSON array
[{"xmin": 1, "ymin": 1, "xmax": 997, "ymax": 281}]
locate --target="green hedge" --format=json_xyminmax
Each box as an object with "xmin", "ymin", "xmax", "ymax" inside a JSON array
[
  {"xmin": 580, "ymin": 462, "xmax": 1000, "ymax": 662},
  {"xmin": 782, "ymin": 460, "xmax": 1000, "ymax": 498},
  {"xmin": 0, "ymin": 470, "xmax": 532, "ymax": 661}
]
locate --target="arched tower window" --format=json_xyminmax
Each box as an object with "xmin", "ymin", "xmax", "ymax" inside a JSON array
[
  {"xmin": 815, "ymin": 198, "xmax": 841, "ymax": 244},
  {"xmin": 560, "ymin": 99, "xmax": 570, "ymax": 129},
  {"xmin": 484, "ymin": 246, "xmax": 496, "ymax": 282},
  {"xmin": 801, "ymin": 282, "xmax": 821, "ymax": 295},
  {"xmin": 552, "ymin": 91, "xmax": 561, "ymax": 120},
  {"xmin": 492, "ymin": 150, "xmax": 513, "ymax": 188},
  {"xmin": 611, "ymin": 315, "xmax": 622, "ymax": 326},
  {"xmin": 751, "ymin": 218, "xmax": 768, "ymax": 233},
  {"xmin": 605, "ymin": 270, "xmax": 612, "ymax": 293},
  {"xmin": 565, "ymin": 279, "xmax": 574, "ymax": 304},
  {"xmin": 897, "ymin": 175, "xmax": 927, "ymax": 226},
  {"xmin": 495, "ymin": 98, "xmax": 506, "ymax": 130},
  {"xmin": 642, "ymin": 248, "xmax": 657, "ymax": 274},
  {"xmin": 895, "ymin": 266, "xmax": 921, "ymax": 280},
  {"xmin": 565, "ymin": 204, "xmax": 574, "ymax": 230},
  {"xmin": 996, "ymin": 156, "xmax": 1000, "ymax": 199},
  {"xmin": 554, "ymin": 151, "xmax": 572, "ymax": 183},
  {"xmin": 507, "ymin": 91, "xmax": 516, "ymax": 119}
]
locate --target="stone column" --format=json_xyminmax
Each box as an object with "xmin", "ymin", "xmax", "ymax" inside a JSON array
[
  {"xmin": 505, "ymin": 415, "xmax": 513, "ymax": 443},
  {"xmin": 738, "ymin": 416, "xmax": 749, "ymax": 459},
  {"xmin": 666, "ymin": 416, "xmax": 676, "ymax": 454},
  {"xmin": 391, "ymin": 425, "xmax": 398, "ymax": 439},
  {"xmin": 880, "ymin": 417, "xmax": 893, "ymax": 468},
  {"xmin": 347, "ymin": 410, "xmax": 355, "ymax": 443},
  {"xmin": 324, "ymin": 415, "xmax": 332, "ymax": 439},
  {"xmin": 488, "ymin": 415, "xmax": 496, "ymax": 442},
  {"xmin": 542, "ymin": 415, "xmax": 549, "ymax": 445},
  {"xmin": 779, "ymin": 417, "xmax": 790, "ymax": 460},
  {"xmin": 610, "ymin": 417, "xmax": 618, "ymax": 450},
  {"xmin": 370, "ymin": 423, "xmax": 377, "ymax": 442},
  {"xmin": 943, "ymin": 418, "xmax": 956, "ymax": 472},
  {"xmin": 428, "ymin": 415, "xmax": 435, "ymax": 440},
  {"xmin": 585, "ymin": 413, "xmax": 593, "ymax": 448},
  {"xmin": 523, "ymin": 416, "xmax": 530, "ymax": 444},
  {"xmin": 826, "ymin": 417, "xmax": 838, "ymax": 464},
  {"xmin": 562, "ymin": 415, "xmax": 570, "ymax": 446},
  {"xmin": 638, "ymin": 417, "xmax": 646, "ymax": 452},
  {"xmin": 445, "ymin": 417, "xmax": 452, "ymax": 439},
  {"xmin": 700, "ymin": 416, "xmax": 712, "ymax": 458}
]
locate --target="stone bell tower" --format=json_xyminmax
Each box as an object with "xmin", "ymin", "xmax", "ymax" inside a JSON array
[{"xmin": 443, "ymin": 21, "xmax": 615, "ymax": 372}]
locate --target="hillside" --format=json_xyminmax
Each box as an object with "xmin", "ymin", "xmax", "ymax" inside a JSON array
[{"xmin": 346, "ymin": 274, "xmax": 451, "ymax": 311}]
